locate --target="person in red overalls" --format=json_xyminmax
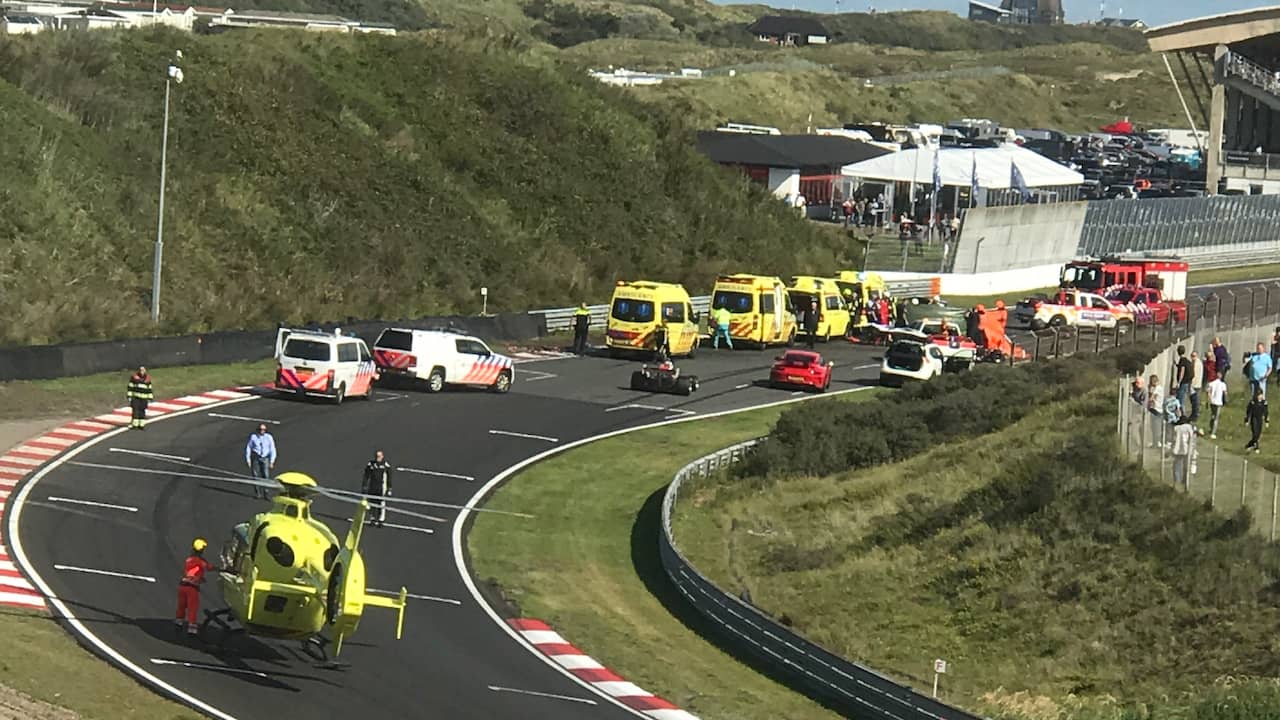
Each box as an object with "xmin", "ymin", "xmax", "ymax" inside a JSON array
[{"xmin": 175, "ymin": 538, "xmax": 214, "ymax": 637}]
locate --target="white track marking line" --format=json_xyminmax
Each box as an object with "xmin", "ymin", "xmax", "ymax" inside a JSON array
[
  {"xmin": 734, "ymin": 383, "xmax": 751, "ymax": 389},
  {"xmin": 109, "ymin": 448, "xmax": 192, "ymax": 462},
  {"xmin": 206, "ymin": 413, "xmax": 280, "ymax": 424},
  {"xmin": 0, "ymin": 456, "xmax": 42, "ymax": 467},
  {"xmin": 205, "ymin": 389, "xmax": 251, "ymax": 399},
  {"xmin": 13, "ymin": 446, "xmax": 57, "ymax": 457},
  {"xmin": 488, "ymin": 430, "xmax": 559, "ymax": 443},
  {"xmin": 790, "ymin": 391, "xmax": 804, "ymax": 395},
  {"xmin": 0, "ymin": 560, "xmax": 16, "ymax": 572},
  {"xmin": 487, "ymin": 686, "xmax": 597, "ymax": 705},
  {"xmin": 514, "ymin": 368, "xmax": 557, "ymax": 382},
  {"xmin": 663, "ymin": 408, "xmax": 696, "ymax": 417},
  {"xmin": 0, "ymin": 575, "xmax": 36, "ymax": 591},
  {"xmin": 46, "ymin": 497, "xmax": 138, "ymax": 513},
  {"xmin": 373, "ymin": 391, "xmax": 408, "ymax": 403},
  {"xmin": 149, "ymin": 658, "xmax": 269, "ymax": 678},
  {"xmin": 147, "ymin": 402, "xmax": 187, "ymax": 412},
  {"xmin": 396, "ymin": 467, "xmax": 475, "ymax": 482},
  {"xmin": 604, "ymin": 403, "xmax": 665, "ymax": 413},
  {"xmin": 53, "ymin": 565, "xmax": 155, "ymax": 582},
  {"xmin": 367, "ymin": 588, "xmax": 461, "ymax": 605},
  {"xmin": 31, "ymin": 436, "xmax": 76, "ymax": 448},
  {"xmin": 344, "ymin": 518, "xmax": 434, "ymax": 535}
]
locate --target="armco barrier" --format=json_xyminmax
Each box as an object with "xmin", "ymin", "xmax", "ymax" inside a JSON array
[
  {"xmin": 660, "ymin": 441, "xmax": 985, "ymax": 720},
  {"xmin": 0, "ymin": 312, "xmax": 545, "ymax": 382}
]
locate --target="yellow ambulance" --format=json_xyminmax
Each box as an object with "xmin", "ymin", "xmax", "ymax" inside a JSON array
[
  {"xmin": 605, "ymin": 280, "xmax": 702, "ymax": 358},
  {"xmin": 709, "ymin": 274, "xmax": 797, "ymax": 348},
  {"xmin": 787, "ymin": 276, "xmax": 851, "ymax": 341},
  {"xmin": 836, "ymin": 270, "xmax": 889, "ymax": 330}
]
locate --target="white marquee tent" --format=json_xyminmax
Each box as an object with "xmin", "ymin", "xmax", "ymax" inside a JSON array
[{"xmin": 840, "ymin": 144, "xmax": 1084, "ymax": 189}]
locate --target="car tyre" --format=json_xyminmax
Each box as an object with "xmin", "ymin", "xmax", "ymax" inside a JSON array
[
  {"xmin": 492, "ymin": 370, "xmax": 512, "ymax": 394},
  {"xmin": 786, "ymin": 329, "xmax": 796, "ymax": 347},
  {"xmin": 675, "ymin": 377, "xmax": 693, "ymax": 396},
  {"xmin": 363, "ymin": 385, "xmax": 375, "ymax": 401},
  {"xmin": 630, "ymin": 371, "xmax": 645, "ymax": 390},
  {"xmin": 686, "ymin": 338, "xmax": 698, "ymax": 359},
  {"xmin": 1049, "ymin": 315, "xmax": 1067, "ymax": 328},
  {"xmin": 334, "ymin": 383, "xmax": 346, "ymax": 405},
  {"xmin": 426, "ymin": 367, "xmax": 446, "ymax": 393}
]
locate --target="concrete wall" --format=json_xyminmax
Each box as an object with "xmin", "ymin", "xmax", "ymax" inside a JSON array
[
  {"xmin": 951, "ymin": 201, "xmax": 1087, "ymax": 273},
  {"xmin": 879, "ymin": 263, "xmax": 1061, "ymax": 296}
]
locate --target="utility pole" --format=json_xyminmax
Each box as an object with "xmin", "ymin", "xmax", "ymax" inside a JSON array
[{"xmin": 151, "ymin": 51, "xmax": 183, "ymax": 323}]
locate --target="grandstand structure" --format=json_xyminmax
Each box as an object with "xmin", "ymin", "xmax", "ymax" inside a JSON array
[{"xmin": 1147, "ymin": 7, "xmax": 1280, "ymax": 195}]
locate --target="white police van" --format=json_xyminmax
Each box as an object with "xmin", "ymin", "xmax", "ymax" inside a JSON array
[
  {"xmin": 274, "ymin": 328, "xmax": 377, "ymax": 403},
  {"xmin": 372, "ymin": 328, "xmax": 514, "ymax": 394}
]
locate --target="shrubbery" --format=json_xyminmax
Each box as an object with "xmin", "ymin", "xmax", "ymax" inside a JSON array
[{"xmin": 740, "ymin": 350, "xmax": 1158, "ymax": 480}]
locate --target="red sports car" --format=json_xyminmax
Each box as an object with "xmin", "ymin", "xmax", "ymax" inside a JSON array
[{"xmin": 769, "ymin": 350, "xmax": 834, "ymax": 392}]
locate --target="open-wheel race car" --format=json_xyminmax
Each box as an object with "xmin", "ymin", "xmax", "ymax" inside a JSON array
[{"xmin": 630, "ymin": 361, "xmax": 700, "ymax": 396}]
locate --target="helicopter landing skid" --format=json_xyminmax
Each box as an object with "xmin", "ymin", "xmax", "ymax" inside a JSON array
[
  {"xmin": 302, "ymin": 635, "xmax": 348, "ymax": 670},
  {"xmin": 199, "ymin": 608, "xmax": 245, "ymax": 648}
]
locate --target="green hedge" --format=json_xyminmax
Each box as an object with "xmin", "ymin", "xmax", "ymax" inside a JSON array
[{"xmin": 741, "ymin": 346, "xmax": 1159, "ymax": 479}]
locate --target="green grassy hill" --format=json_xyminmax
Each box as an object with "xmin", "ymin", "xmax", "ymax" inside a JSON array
[
  {"xmin": 677, "ymin": 357, "xmax": 1280, "ymax": 719},
  {"xmin": 0, "ymin": 29, "xmax": 852, "ymax": 346}
]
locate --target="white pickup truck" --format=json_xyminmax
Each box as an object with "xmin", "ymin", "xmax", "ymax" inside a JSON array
[{"xmin": 1029, "ymin": 290, "xmax": 1135, "ymax": 331}]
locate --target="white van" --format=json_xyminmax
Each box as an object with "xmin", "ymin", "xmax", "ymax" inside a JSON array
[
  {"xmin": 372, "ymin": 328, "xmax": 514, "ymax": 394},
  {"xmin": 274, "ymin": 328, "xmax": 377, "ymax": 403}
]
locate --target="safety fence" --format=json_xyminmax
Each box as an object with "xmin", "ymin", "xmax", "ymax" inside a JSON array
[
  {"xmin": 0, "ymin": 312, "xmax": 545, "ymax": 382},
  {"xmin": 660, "ymin": 441, "xmax": 983, "ymax": 720},
  {"xmin": 1012, "ymin": 283, "xmax": 1280, "ymax": 364},
  {"xmin": 1117, "ymin": 312, "xmax": 1280, "ymax": 539},
  {"xmin": 1077, "ymin": 193, "xmax": 1280, "ymax": 260}
]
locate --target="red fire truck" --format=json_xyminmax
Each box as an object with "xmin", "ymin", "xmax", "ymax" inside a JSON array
[{"xmin": 1058, "ymin": 257, "xmax": 1188, "ymax": 301}]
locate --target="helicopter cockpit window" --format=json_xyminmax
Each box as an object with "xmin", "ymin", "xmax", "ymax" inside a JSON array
[
  {"xmin": 284, "ymin": 505, "xmax": 298, "ymax": 518},
  {"xmin": 250, "ymin": 522, "xmax": 269, "ymax": 560},
  {"xmin": 265, "ymin": 536, "xmax": 296, "ymax": 568},
  {"xmin": 221, "ymin": 523, "xmax": 250, "ymax": 572}
]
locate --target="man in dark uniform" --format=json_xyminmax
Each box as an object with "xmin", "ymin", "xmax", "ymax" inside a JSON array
[
  {"xmin": 362, "ymin": 450, "xmax": 393, "ymax": 528},
  {"xmin": 127, "ymin": 366, "xmax": 153, "ymax": 430},
  {"xmin": 572, "ymin": 303, "xmax": 591, "ymax": 355},
  {"xmin": 804, "ymin": 299, "xmax": 820, "ymax": 349}
]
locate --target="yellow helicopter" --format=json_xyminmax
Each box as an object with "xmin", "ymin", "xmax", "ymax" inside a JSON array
[{"xmin": 203, "ymin": 471, "xmax": 407, "ymax": 663}]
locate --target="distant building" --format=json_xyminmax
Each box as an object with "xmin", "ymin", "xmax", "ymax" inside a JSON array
[
  {"xmin": 1098, "ymin": 17, "xmax": 1147, "ymax": 30},
  {"xmin": 970, "ymin": 0, "xmax": 1062, "ymax": 25},
  {"xmin": 1, "ymin": 13, "xmax": 45, "ymax": 32},
  {"xmin": 967, "ymin": 0, "xmax": 1010, "ymax": 23},
  {"xmin": 746, "ymin": 15, "xmax": 829, "ymax": 46}
]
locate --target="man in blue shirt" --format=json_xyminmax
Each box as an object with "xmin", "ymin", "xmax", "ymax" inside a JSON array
[
  {"xmin": 245, "ymin": 424, "xmax": 277, "ymax": 499},
  {"xmin": 1248, "ymin": 343, "xmax": 1274, "ymax": 400}
]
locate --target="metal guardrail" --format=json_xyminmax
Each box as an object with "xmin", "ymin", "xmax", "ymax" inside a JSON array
[
  {"xmin": 659, "ymin": 441, "xmax": 985, "ymax": 720},
  {"xmin": 1181, "ymin": 245, "xmax": 1280, "ymax": 271},
  {"xmin": 536, "ymin": 280, "xmax": 937, "ymax": 334}
]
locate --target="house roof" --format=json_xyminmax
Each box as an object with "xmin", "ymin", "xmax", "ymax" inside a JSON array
[
  {"xmin": 224, "ymin": 8, "xmax": 351, "ymax": 23},
  {"xmin": 697, "ymin": 132, "xmax": 891, "ymax": 170},
  {"xmin": 3, "ymin": 13, "xmax": 43, "ymax": 21},
  {"xmin": 746, "ymin": 15, "xmax": 829, "ymax": 38}
]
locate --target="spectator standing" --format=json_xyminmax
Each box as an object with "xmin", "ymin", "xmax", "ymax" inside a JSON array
[
  {"xmin": 1212, "ymin": 336, "xmax": 1231, "ymax": 376},
  {"xmin": 1203, "ymin": 346, "xmax": 1218, "ymax": 388},
  {"xmin": 1247, "ymin": 342, "xmax": 1273, "ymax": 398},
  {"xmin": 1174, "ymin": 345, "xmax": 1192, "ymax": 407},
  {"xmin": 1207, "ymin": 373, "xmax": 1228, "ymax": 439},
  {"xmin": 1271, "ymin": 326, "xmax": 1280, "ymax": 382},
  {"xmin": 1148, "ymin": 374, "xmax": 1165, "ymax": 447},
  {"xmin": 804, "ymin": 299, "xmax": 820, "ymax": 349},
  {"xmin": 1245, "ymin": 389, "xmax": 1269, "ymax": 453},
  {"xmin": 245, "ymin": 423, "xmax": 277, "ymax": 500},
  {"xmin": 1131, "ymin": 376, "xmax": 1147, "ymax": 408},
  {"xmin": 841, "ymin": 198, "xmax": 854, "ymax": 227},
  {"xmin": 712, "ymin": 306, "xmax": 733, "ymax": 350},
  {"xmin": 1171, "ymin": 416, "xmax": 1196, "ymax": 490},
  {"xmin": 126, "ymin": 366, "xmax": 153, "ymax": 430},
  {"xmin": 1188, "ymin": 350, "xmax": 1204, "ymax": 421},
  {"xmin": 362, "ymin": 450, "xmax": 393, "ymax": 528}
]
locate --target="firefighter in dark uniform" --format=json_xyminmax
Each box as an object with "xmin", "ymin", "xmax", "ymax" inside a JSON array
[
  {"xmin": 362, "ymin": 450, "xmax": 393, "ymax": 528},
  {"xmin": 572, "ymin": 303, "xmax": 591, "ymax": 355},
  {"xmin": 127, "ymin": 366, "xmax": 153, "ymax": 430},
  {"xmin": 804, "ymin": 299, "xmax": 820, "ymax": 349}
]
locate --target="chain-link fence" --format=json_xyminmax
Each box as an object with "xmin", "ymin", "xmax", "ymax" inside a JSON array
[{"xmin": 1116, "ymin": 295, "xmax": 1280, "ymax": 538}]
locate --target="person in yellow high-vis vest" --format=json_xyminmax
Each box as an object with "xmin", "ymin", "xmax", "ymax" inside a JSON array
[{"xmin": 127, "ymin": 366, "xmax": 154, "ymax": 430}]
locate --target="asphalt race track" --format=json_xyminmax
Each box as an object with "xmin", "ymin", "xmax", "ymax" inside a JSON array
[{"xmin": 8, "ymin": 341, "xmax": 886, "ymax": 720}]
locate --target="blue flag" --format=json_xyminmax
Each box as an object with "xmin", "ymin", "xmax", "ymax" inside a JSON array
[{"xmin": 1010, "ymin": 159, "xmax": 1031, "ymax": 202}]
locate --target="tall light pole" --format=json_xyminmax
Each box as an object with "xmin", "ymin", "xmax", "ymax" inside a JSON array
[{"xmin": 151, "ymin": 50, "xmax": 183, "ymax": 323}]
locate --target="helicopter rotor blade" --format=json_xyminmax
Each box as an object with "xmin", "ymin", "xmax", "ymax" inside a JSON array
[{"xmin": 317, "ymin": 487, "xmax": 534, "ymax": 519}]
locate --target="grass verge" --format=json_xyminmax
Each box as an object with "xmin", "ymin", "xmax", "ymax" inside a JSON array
[
  {"xmin": 0, "ymin": 360, "xmax": 276, "ymax": 423},
  {"xmin": 676, "ymin": 385, "xmax": 1280, "ymax": 719},
  {"xmin": 468, "ymin": 390, "xmax": 877, "ymax": 720},
  {"xmin": 1188, "ymin": 263, "xmax": 1280, "ymax": 287},
  {"xmin": 0, "ymin": 610, "xmax": 199, "ymax": 719}
]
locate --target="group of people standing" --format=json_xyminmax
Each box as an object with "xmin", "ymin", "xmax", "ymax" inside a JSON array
[{"xmin": 1131, "ymin": 332, "xmax": 1278, "ymax": 490}]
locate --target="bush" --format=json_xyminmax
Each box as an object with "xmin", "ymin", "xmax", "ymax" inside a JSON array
[{"xmin": 740, "ymin": 355, "xmax": 1132, "ymax": 480}]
